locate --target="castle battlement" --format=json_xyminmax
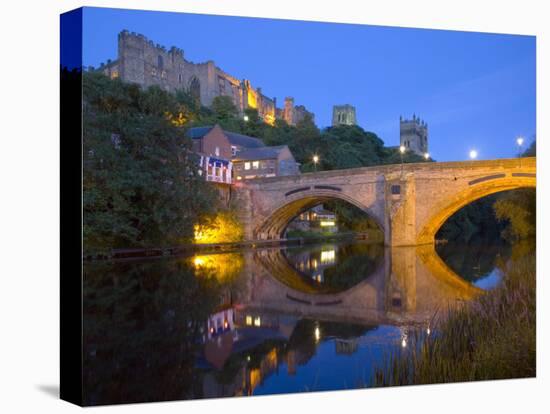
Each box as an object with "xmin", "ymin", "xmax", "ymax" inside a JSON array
[
  {"xmin": 400, "ymin": 114, "xmax": 429, "ymax": 155},
  {"xmin": 99, "ymin": 30, "xmax": 313, "ymax": 126}
]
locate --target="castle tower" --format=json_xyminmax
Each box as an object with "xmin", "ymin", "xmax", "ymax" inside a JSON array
[
  {"xmin": 332, "ymin": 105, "xmax": 357, "ymax": 126},
  {"xmin": 400, "ymin": 114, "xmax": 428, "ymax": 156}
]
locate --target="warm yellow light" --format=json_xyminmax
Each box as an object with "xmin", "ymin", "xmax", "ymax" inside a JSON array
[
  {"xmin": 254, "ymin": 316, "xmax": 261, "ymax": 327},
  {"xmin": 401, "ymin": 338, "xmax": 407, "ymax": 348},
  {"xmin": 193, "ymin": 212, "xmax": 244, "ymax": 244},
  {"xmin": 313, "ymin": 155, "xmax": 319, "ymax": 164},
  {"xmin": 264, "ymin": 113, "xmax": 275, "ymax": 126},
  {"xmin": 246, "ymin": 315, "xmax": 253, "ymax": 326},
  {"xmin": 247, "ymin": 90, "xmax": 257, "ymax": 109},
  {"xmin": 469, "ymin": 150, "xmax": 478, "ymax": 159},
  {"xmin": 320, "ymin": 250, "xmax": 335, "ymax": 263},
  {"xmin": 193, "ymin": 256, "xmax": 205, "ymax": 267},
  {"xmin": 320, "ymin": 221, "xmax": 335, "ymax": 227},
  {"xmin": 243, "ymin": 115, "xmax": 249, "ymax": 122},
  {"xmin": 399, "ymin": 145, "xmax": 406, "ymax": 154},
  {"xmin": 424, "ymin": 152, "xmax": 430, "ymax": 160},
  {"xmin": 314, "ymin": 327, "xmax": 320, "ymax": 342}
]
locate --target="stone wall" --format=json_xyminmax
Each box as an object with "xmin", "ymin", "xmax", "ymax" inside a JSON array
[
  {"xmin": 98, "ymin": 31, "xmax": 313, "ymax": 126},
  {"xmin": 232, "ymin": 157, "xmax": 536, "ymax": 246}
]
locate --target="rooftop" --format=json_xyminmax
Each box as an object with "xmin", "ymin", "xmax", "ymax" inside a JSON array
[
  {"xmin": 187, "ymin": 125, "xmax": 265, "ymax": 149},
  {"xmin": 233, "ymin": 145, "xmax": 289, "ymax": 161}
]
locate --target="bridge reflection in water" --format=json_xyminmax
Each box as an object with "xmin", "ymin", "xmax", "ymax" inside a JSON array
[
  {"xmin": 83, "ymin": 240, "xmax": 509, "ymax": 404},
  {"xmin": 236, "ymin": 243, "xmax": 480, "ymax": 325},
  {"xmin": 196, "ymin": 241, "xmax": 483, "ymax": 398}
]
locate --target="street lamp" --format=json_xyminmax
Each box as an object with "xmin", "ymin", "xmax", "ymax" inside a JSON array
[
  {"xmin": 516, "ymin": 136, "xmax": 524, "ymax": 157},
  {"xmin": 516, "ymin": 136, "xmax": 524, "ymax": 167},
  {"xmin": 312, "ymin": 154, "xmax": 319, "ymax": 172},
  {"xmin": 243, "ymin": 115, "xmax": 249, "ymax": 122},
  {"xmin": 469, "ymin": 149, "xmax": 478, "ymax": 160},
  {"xmin": 424, "ymin": 152, "xmax": 430, "ymax": 161}
]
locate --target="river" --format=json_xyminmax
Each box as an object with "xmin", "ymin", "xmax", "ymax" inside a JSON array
[{"xmin": 82, "ymin": 239, "xmax": 528, "ymax": 405}]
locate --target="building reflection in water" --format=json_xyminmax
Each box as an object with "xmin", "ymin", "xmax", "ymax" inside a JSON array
[{"xmin": 83, "ymin": 239, "xmax": 524, "ymax": 404}]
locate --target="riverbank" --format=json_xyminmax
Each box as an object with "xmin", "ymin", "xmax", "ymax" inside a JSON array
[
  {"xmin": 373, "ymin": 253, "xmax": 536, "ymax": 386},
  {"xmin": 85, "ymin": 231, "xmax": 377, "ymax": 261}
]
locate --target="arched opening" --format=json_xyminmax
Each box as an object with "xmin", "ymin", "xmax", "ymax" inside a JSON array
[
  {"xmin": 433, "ymin": 186, "xmax": 535, "ymax": 288},
  {"xmin": 417, "ymin": 175, "xmax": 536, "ymax": 246},
  {"xmin": 254, "ymin": 243, "xmax": 385, "ymax": 295},
  {"xmin": 188, "ymin": 76, "xmax": 201, "ymax": 105},
  {"xmin": 252, "ymin": 193, "xmax": 386, "ymax": 295},
  {"xmin": 254, "ymin": 192, "xmax": 384, "ymax": 241}
]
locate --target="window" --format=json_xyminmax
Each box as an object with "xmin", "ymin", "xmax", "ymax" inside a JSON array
[
  {"xmin": 157, "ymin": 55, "xmax": 164, "ymax": 70},
  {"xmin": 215, "ymin": 146, "xmax": 220, "ymax": 156},
  {"xmin": 231, "ymin": 146, "xmax": 237, "ymax": 156},
  {"xmin": 178, "ymin": 73, "xmax": 182, "ymax": 83},
  {"xmin": 252, "ymin": 161, "xmax": 259, "ymax": 169},
  {"xmin": 244, "ymin": 162, "xmax": 251, "ymax": 170}
]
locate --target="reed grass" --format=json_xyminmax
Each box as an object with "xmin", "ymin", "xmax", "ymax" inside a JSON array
[{"xmin": 373, "ymin": 255, "xmax": 536, "ymax": 386}]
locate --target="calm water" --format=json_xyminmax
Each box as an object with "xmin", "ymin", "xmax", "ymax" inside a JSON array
[{"xmin": 83, "ymin": 240, "xmax": 524, "ymax": 405}]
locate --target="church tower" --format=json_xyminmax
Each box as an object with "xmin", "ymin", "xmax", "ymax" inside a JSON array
[
  {"xmin": 332, "ymin": 105, "xmax": 357, "ymax": 126},
  {"xmin": 400, "ymin": 114, "xmax": 428, "ymax": 156}
]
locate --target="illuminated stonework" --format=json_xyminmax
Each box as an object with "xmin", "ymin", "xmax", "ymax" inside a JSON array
[{"xmin": 96, "ymin": 31, "xmax": 313, "ymax": 126}]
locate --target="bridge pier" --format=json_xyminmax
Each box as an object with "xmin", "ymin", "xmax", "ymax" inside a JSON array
[
  {"xmin": 385, "ymin": 173, "xmax": 420, "ymax": 247},
  {"xmin": 231, "ymin": 158, "xmax": 535, "ymax": 247}
]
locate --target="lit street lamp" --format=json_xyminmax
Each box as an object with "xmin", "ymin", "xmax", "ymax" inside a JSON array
[
  {"xmin": 243, "ymin": 115, "xmax": 249, "ymax": 122},
  {"xmin": 469, "ymin": 149, "xmax": 478, "ymax": 160},
  {"xmin": 424, "ymin": 152, "xmax": 430, "ymax": 161},
  {"xmin": 516, "ymin": 136, "xmax": 524, "ymax": 167},
  {"xmin": 516, "ymin": 136, "xmax": 524, "ymax": 157},
  {"xmin": 312, "ymin": 154, "xmax": 319, "ymax": 171}
]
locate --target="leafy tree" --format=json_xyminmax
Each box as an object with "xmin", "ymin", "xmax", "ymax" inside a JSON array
[
  {"xmin": 83, "ymin": 72, "xmax": 218, "ymax": 255},
  {"xmin": 210, "ymin": 95, "xmax": 239, "ymax": 120},
  {"xmin": 493, "ymin": 189, "xmax": 536, "ymax": 241}
]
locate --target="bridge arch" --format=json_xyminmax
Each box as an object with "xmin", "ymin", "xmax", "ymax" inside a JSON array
[
  {"xmin": 253, "ymin": 190, "xmax": 384, "ymax": 240},
  {"xmin": 416, "ymin": 173, "xmax": 536, "ymax": 245}
]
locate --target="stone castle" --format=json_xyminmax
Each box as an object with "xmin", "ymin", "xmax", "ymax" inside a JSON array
[
  {"xmin": 97, "ymin": 30, "xmax": 313, "ymax": 126},
  {"xmin": 400, "ymin": 114, "xmax": 428, "ymax": 156}
]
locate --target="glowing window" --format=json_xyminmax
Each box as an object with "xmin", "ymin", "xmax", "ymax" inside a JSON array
[
  {"xmin": 245, "ymin": 315, "xmax": 252, "ymax": 326},
  {"xmin": 254, "ymin": 316, "xmax": 261, "ymax": 327},
  {"xmin": 252, "ymin": 161, "xmax": 259, "ymax": 169},
  {"xmin": 244, "ymin": 162, "xmax": 251, "ymax": 170}
]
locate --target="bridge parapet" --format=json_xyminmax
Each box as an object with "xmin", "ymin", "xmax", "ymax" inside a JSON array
[{"xmin": 232, "ymin": 157, "xmax": 535, "ymax": 246}]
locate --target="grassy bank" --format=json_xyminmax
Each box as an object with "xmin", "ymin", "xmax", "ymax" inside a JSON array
[{"xmin": 374, "ymin": 254, "xmax": 536, "ymax": 386}]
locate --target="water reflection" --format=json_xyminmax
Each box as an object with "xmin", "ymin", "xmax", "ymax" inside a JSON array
[{"xmin": 83, "ymin": 240, "xmax": 525, "ymax": 405}]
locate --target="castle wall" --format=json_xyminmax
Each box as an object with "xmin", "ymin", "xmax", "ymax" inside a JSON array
[{"xmin": 99, "ymin": 31, "xmax": 312, "ymax": 126}]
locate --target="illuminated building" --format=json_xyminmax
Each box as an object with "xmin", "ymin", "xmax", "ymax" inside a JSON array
[
  {"xmin": 97, "ymin": 31, "xmax": 313, "ymax": 126},
  {"xmin": 188, "ymin": 125, "xmax": 300, "ymax": 182}
]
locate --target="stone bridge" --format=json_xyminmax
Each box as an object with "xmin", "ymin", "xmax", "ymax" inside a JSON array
[{"xmin": 233, "ymin": 157, "xmax": 536, "ymax": 246}]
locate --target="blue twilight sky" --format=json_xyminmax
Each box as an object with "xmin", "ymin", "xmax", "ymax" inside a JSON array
[{"xmin": 81, "ymin": 7, "xmax": 536, "ymax": 162}]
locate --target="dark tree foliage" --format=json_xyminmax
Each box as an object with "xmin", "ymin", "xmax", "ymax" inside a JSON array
[{"xmin": 83, "ymin": 72, "xmax": 218, "ymax": 254}]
